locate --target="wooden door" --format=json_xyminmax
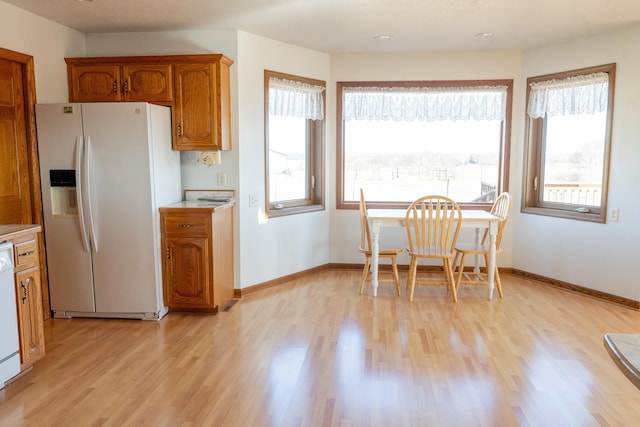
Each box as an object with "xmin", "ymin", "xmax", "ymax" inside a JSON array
[
  {"xmin": 122, "ymin": 64, "xmax": 173, "ymax": 102},
  {"xmin": 0, "ymin": 58, "xmax": 32, "ymax": 225},
  {"xmin": 68, "ymin": 64, "xmax": 122, "ymax": 102},
  {"xmin": 173, "ymin": 62, "xmax": 218, "ymax": 150},
  {"xmin": 15, "ymin": 267, "xmax": 45, "ymax": 367}
]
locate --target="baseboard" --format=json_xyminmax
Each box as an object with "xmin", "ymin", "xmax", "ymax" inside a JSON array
[
  {"xmin": 233, "ymin": 264, "xmax": 330, "ymax": 298},
  {"xmin": 235, "ymin": 263, "xmax": 639, "ymax": 310},
  {"xmin": 508, "ymin": 268, "xmax": 639, "ymax": 310}
]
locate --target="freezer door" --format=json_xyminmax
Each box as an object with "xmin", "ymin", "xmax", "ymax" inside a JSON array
[
  {"xmin": 35, "ymin": 104, "xmax": 96, "ymax": 313},
  {"xmin": 81, "ymin": 103, "xmax": 171, "ymax": 314}
]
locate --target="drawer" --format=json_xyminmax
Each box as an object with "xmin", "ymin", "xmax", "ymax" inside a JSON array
[
  {"xmin": 15, "ymin": 239, "xmax": 39, "ymax": 270},
  {"xmin": 162, "ymin": 214, "xmax": 210, "ymax": 236}
]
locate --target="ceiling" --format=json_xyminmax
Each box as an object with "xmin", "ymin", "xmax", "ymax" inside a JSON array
[{"xmin": 4, "ymin": 0, "xmax": 640, "ymax": 53}]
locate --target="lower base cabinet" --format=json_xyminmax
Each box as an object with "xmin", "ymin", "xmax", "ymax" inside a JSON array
[
  {"xmin": 160, "ymin": 204, "xmax": 234, "ymax": 313},
  {"xmin": 15, "ymin": 266, "xmax": 44, "ymax": 366},
  {"xmin": 0, "ymin": 226, "xmax": 46, "ymax": 370}
]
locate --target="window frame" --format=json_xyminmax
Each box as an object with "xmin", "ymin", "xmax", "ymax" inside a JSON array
[
  {"xmin": 521, "ymin": 63, "xmax": 616, "ymax": 223},
  {"xmin": 336, "ymin": 79, "xmax": 513, "ymax": 210},
  {"xmin": 264, "ymin": 70, "xmax": 325, "ymax": 218}
]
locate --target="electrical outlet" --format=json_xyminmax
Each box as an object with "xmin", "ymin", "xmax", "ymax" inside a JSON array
[
  {"xmin": 217, "ymin": 172, "xmax": 227, "ymax": 187},
  {"xmin": 609, "ymin": 208, "xmax": 619, "ymax": 222},
  {"xmin": 249, "ymin": 193, "xmax": 259, "ymax": 207}
]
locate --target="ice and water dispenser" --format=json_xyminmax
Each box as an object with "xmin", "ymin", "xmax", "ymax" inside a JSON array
[{"xmin": 49, "ymin": 170, "xmax": 78, "ymax": 217}]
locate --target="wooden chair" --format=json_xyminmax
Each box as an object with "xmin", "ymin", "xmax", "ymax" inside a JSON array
[
  {"xmin": 405, "ymin": 195, "xmax": 461, "ymax": 302},
  {"xmin": 453, "ymin": 192, "xmax": 512, "ymax": 298},
  {"xmin": 358, "ymin": 189, "xmax": 402, "ymax": 296}
]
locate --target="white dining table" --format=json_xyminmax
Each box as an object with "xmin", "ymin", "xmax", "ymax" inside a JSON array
[{"xmin": 366, "ymin": 208, "xmax": 501, "ymax": 299}]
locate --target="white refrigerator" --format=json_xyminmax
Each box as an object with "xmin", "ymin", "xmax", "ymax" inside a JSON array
[{"xmin": 35, "ymin": 102, "xmax": 181, "ymax": 320}]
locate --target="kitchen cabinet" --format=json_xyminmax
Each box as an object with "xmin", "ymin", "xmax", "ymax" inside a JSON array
[
  {"xmin": 160, "ymin": 203, "xmax": 234, "ymax": 313},
  {"xmin": 0, "ymin": 225, "xmax": 45, "ymax": 370},
  {"xmin": 68, "ymin": 63, "xmax": 173, "ymax": 103},
  {"xmin": 65, "ymin": 54, "xmax": 233, "ymax": 151}
]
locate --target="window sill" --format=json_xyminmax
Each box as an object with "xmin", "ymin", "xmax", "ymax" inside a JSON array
[
  {"xmin": 521, "ymin": 206, "xmax": 605, "ymax": 223},
  {"xmin": 267, "ymin": 204, "xmax": 325, "ymax": 218}
]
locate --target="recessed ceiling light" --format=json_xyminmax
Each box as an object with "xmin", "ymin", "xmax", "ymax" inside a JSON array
[
  {"xmin": 373, "ymin": 35, "xmax": 393, "ymax": 41},
  {"xmin": 475, "ymin": 32, "xmax": 495, "ymax": 39}
]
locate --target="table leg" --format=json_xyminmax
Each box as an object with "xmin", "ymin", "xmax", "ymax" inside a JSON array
[
  {"xmin": 487, "ymin": 229, "xmax": 497, "ymax": 300},
  {"xmin": 474, "ymin": 227, "xmax": 481, "ymax": 274},
  {"xmin": 371, "ymin": 220, "xmax": 380, "ymax": 297}
]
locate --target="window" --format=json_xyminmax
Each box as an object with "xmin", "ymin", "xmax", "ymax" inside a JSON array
[
  {"xmin": 522, "ymin": 64, "xmax": 615, "ymax": 223},
  {"xmin": 336, "ymin": 80, "xmax": 513, "ymax": 209},
  {"xmin": 265, "ymin": 71, "xmax": 325, "ymax": 217}
]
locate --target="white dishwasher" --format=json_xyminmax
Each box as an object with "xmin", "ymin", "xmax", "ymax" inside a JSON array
[{"xmin": 0, "ymin": 241, "xmax": 20, "ymax": 389}]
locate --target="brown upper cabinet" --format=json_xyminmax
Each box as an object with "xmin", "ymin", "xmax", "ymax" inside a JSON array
[{"xmin": 65, "ymin": 54, "xmax": 233, "ymax": 151}]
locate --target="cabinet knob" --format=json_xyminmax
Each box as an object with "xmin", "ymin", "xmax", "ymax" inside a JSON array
[
  {"xmin": 177, "ymin": 124, "xmax": 182, "ymax": 136},
  {"xmin": 178, "ymin": 223, "xmax": 194, "ymax": 228},
  {"xmin": 113, "ymin": 80, "xmax": 118, "ymax": 93},
  {"xmin": 124, "ymin": 78, "xmax": 129, "ymax": 94}
]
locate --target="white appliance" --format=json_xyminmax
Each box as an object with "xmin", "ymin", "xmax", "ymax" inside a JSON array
[
  {"xmin": 0, "ymin": 241, "xmax": 20, "ymax": 388},
  {"xmin": 36, "ymin": 103, "xmax": 181, "ymax": 320}
]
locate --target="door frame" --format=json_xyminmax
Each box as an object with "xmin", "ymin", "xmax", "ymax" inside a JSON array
[{"xmin": 0, "ymin": 47, "xmax": 50, "ymax": 319}]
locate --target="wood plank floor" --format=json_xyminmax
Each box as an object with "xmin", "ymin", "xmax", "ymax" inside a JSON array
[{"xmin": 1, "ymin": 271, "xmax": 640, "ymax": 426}]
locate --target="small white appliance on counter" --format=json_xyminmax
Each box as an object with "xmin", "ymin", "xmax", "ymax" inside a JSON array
[
  {"xmin": 0, "ymin": 241, "xmax": 20, "ymax": 388},
  {"xmin": 36, "ymin": 102, "xmax": 181, "ymax": 320}
]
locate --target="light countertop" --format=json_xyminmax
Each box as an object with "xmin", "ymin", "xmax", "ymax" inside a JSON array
[
  {"xmin": 160, "ymin": 200, "xmax": 235, "ymax": 211},
  {"xmin": 0, "ymin": 224, "xmax": 41, "ymax": 241}
]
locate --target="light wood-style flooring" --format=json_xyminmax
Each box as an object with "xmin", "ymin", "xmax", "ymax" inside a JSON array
[{"xmin": 1, "ymin": 271, "xmax": 640, "ymax": 426}]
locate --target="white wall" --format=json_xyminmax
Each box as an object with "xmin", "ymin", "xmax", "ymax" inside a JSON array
[
  {"xmin": 236, "ymin": 31, "xmax": 331, "ymax": 287},
  {"xmin": 0, "ymin": 1, "xmax": 85, "ymax": 102},
  {"xmin": 513, "ymin": 25, "xmax": 640, "ymax": 302},
  {"xmin": 328, "ymin": 50, "xmax": 524, "ymax": 268}
]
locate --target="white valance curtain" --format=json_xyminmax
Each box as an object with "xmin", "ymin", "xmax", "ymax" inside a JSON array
[
  {"xmin": 268, "ymin": 77, "xmax": 325, "ymax": 120},
  {"xmin": 527, "ymin": 72, "xmax": 609, "ymax": 119},
  {"xmin": 342, "ymin": 85, "xmax": 508, "ymax": 122}
]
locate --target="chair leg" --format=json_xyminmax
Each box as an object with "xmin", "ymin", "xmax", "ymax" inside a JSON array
[
  {"xmin": 408, "ymin": 257, "xmax": 417, "ymax": 301},
  {"xmin": 359, "ymin": 257, "xmax": 370, "ymax": 295},
  {"xmin": 494, "ymin": 265, "xmax": 504, "ymax": 298},
  {"xmin": 452, "ymin": 251, "xmax": 461, "ymax": 275},
  {"xmin": 444, "ymin": 258, "xmax": 457, "ymax": 303},
  {"xmin": 454, "ymin": 253, "xmax": 466, "ymax": 292},
  {"xmin": 391, "ymin": 257, "xmax": 401, "ymax": 296}
]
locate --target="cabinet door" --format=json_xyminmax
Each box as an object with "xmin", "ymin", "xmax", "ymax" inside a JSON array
[
  {"xmin": 69, "ymin": 65, "xmax": 122, "ymax": 102},
  {"xmin": 15, "ymin": 267, "xmax": 45, "ymax": 367},
  {"xmin": 173, "ymin": 63, "xmax": 219, "ymax": 150},
  {"xmin": 123, "ymin": 64, "xmax": 173, "ymax": 102},
  {"xmin": 164, "ymin": 236, "xmax": 215, "ymax": 311}
]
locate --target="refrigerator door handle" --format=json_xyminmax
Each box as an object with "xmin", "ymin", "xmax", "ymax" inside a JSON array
[
  {"xmin": 75, "ymin": 137, "xmax": 90, "ymax": 252},
  {"xmin": 84, "ymin": 136, "xmax": 99, "ymax": 253}
]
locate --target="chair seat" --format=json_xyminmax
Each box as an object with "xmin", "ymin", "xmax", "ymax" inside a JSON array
[
  {"xmin": 361, "ymin": 241, "xmax": 404, "ymax": 256},
  {"xmin": 406, "ymin": 245, "xmax": 456, "ymax": 258},
  {"xmin": 454, "ymin": 242, "xmax": 504, "ymax": 256}
]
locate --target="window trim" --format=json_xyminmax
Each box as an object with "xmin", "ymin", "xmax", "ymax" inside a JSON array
[
  {"xmin": 336, "ymin": 79, "xmax": 513, "ymax": 210},
  {"xmin": 264, "ymin": 70, "xmax": 325, "ymax": 218},
  {"xmin": 521, "ymin": 63, "xmax": 616, "ymax": 223}
]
